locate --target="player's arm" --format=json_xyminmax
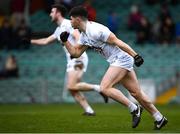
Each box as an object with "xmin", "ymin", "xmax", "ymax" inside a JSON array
[
  {"xmin": 60, "ymin": 32, "xmax": 88, "ymax": 58},
  {"xmin": 107, "ymin": 33, "xmax": 144, "ymax": 67},
  {"xmin": 107, "ymin": 33, "xmax": 137, "ymax": 57},
  {"xmin": 31, "ymin": 35, "xmax": 56, "ymax": 45},
  {"xmin": 71, "ymin": 29, "xmax": 80, "ymax": 42},
  {"xmin": 65, "ymin": 41, "xmax": 88, "ymax": 58}
]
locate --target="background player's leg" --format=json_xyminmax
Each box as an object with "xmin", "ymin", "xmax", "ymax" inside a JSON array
[
  {"xmin": 69, "ymin": 90, "xmax": 94, "ymax": 114},
  {"xmin": 67, "ymin": 64, "xmax": 108, "ymax": 102},
  {"xmin": 67, "ymin": 69, "xmax": 101, "ymax": 92},
  {"xmin": 66, "ymin": 70, "xmax": 94, "ymax": 114}
]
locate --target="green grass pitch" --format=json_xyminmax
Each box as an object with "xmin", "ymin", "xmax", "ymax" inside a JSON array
[{"xmin": 0, "ymin": 103, "xmax": 179, "ymax": 133}]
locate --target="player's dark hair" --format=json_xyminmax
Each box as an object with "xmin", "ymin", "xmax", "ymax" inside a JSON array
[
  {"xmin": 51, "ymin": 4, "xmax": 67, "ymax": 17},
  {"xmin": 69, "ymin": 6, "xmax": 88, "ymax": 20}
]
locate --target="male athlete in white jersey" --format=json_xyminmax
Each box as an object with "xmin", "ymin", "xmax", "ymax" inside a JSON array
[
  {"xmin": 60, "ymin": 6, "xmax": 168, "ymax": 129},
  {"xmin": 29, "ymin": 4, "xmax": 108, "ymax": 116}
]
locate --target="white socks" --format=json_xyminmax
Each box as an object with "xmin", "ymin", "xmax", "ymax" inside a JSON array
[
  {"xmin": 85, "ymin": 106, "xmax": 94, "ymax": 114},
  {"xmin": 93, "ymin": 85, "xmax": 101, "ymax": 92},
  {"xmin": 128, "ymin": 102, "xmax": 138, "ymax": 113},
  {"xmin": 153, "ymin": 111, "xmax": 163, "ymax": 121}
]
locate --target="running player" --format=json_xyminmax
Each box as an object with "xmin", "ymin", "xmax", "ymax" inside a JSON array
[
  {"xmin": 30, "ymin": 4, "xmax": 108, "ymax": 116},
  {"xmin": 60, "ymin": 6, "xmax": 168, "ymax": 129}
]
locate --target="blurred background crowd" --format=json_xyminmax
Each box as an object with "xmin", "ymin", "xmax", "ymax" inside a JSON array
[{"xmin": 0, "ymin": 0, "xmax": 179, "ymax": 52}]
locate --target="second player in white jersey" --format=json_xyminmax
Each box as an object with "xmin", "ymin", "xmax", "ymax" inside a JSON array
[
  {"xmin": 30, "ymin": 4, "xmax": 108, "ymax": 116},
  {"xmin": 52, "ymin": 19, "xmax": 88, "ymax": 72}
]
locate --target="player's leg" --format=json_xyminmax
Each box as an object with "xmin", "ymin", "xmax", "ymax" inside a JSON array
[
  {"xmin": 67, "ymin": 66, "xmax": 108, "ymax": 103},
  {"xmin": 65, "ymin": 55, "xmax": 108, "ymax": 102},
  {"xmin": 66, "ymin": 70, "xmax": 95, "ymax": 115},
  {"xmin": 100, "ymin": 66, "xmax": 142, "ymax": 128},
  {"xmin": 120, "ymin": 70, "xmax": 168, "ymax": 129},
  {"xmin": 100, "ymin": 66, "xmax": 130, "ymax": 105},
  {"xmin": 67, "ymin": 69, "xmax": 100, "ymax": 91},
  {"xmin": 69, "ymin": 90, "xmax": 95, "ymax": 115}
]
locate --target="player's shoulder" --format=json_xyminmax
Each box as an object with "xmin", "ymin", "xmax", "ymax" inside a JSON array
[
  {"xmin": 90, "ymin": 21, "xmax": 107, "ymax": 28},
  {"xmin": 63, "ymin": 19, "xmax": 71, "ymax": 24},
  {"xmin": 61, "ymin": 19, "xmax": 71, "ymax": 27},
  {"xmin": 88, "ymin": 21, "xmax": 108, "ymax": 32},
  {"xmin": 62, "ymin": 19, "xmax": 74, "ymax": 31},
  {"xmin": 54, "ymin": 26, "xmax": 60, "ymax": 33}
]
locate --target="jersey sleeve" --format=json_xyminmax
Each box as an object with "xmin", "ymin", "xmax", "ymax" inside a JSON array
[
  {"xmin": 68, "ymin": 26, "xmax": 75, "ymax": 35},
  {"xmin": 52, "ymin": 26, "xmax": 69, "ymax": 41},
  {"xmin": 77, "ymin": 34, "xmax": 84, "ymax": 45},
  {"xmin": 77, "ymin": 34, "xmax": 90, "ymax": 47},
  {"xmin": 52, "ymin": 27, "xmax": 60, "ymax": 39},
  {"xmin": 97, "ymin": 25, "xmax": 111, "ymax": 42}
]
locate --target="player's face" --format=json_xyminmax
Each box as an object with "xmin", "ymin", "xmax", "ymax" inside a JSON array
[
  {"xmin": 50, "ymin": 8, "xmax": 58, "ymax": 22},
  {"xmin": 70, "ymin": 16, "xmax": 80, "ymax": 29}
]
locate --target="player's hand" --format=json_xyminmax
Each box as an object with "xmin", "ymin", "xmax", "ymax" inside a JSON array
[
  {"xmin": 134, "ymin": 54, "xmax": 144, "ymax": 67},
  {"xmin": 60, "ymin": 31, "xmax": 69, "ymax": 42},
  {"xmin": 21, "ymin": 38, "xmax": 31, "ymax": 45}
]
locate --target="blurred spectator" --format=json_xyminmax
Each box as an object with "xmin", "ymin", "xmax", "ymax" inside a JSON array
[
  {"xmin": 0, "ymin": 10, "xmax": 5, "ymax": 27},
  {"xmin": 107, "ymin": 11, "xmax": 119, "ymax": 34},
  {"xmin": 54, "ymin": 0, "xmax": 76, "ymax": 11},
  {"xmin": 0, "ymin": 59, "xmax": 5, "ymax": 80},
  {"xmin": 175, "ymin": 22, "xmax": 180, "ymax": 44},
  {"xmin": 159, "ymin": 3, "xmax": 171, "ymax": 22},
  {"xmin": 136, "ymin": 16, "xmax": 151, "ymax": 44},
  {"xmin": 128, "ymin": 5, "xmax": 143, "ymax": 31},
  {"xmin": 159, "ymin": 16, "xmax": 175, "ymax": 44},
  {"xmin": 13, "ymin": 18, "xmax": 31, "ymax": 50},
  {"xmin": 83, "ymin": 0, "xmax": 96, "ymax": 21},
  {"xmin": 0, "ymin": 56, "xmax": 4, "ymax": 72},
  {"xmin": 5, "ymin": 55, "xmax": 19, "ymax": 78},
  {"xmin": 30, "ymin": 0, "xmax": 45, "ymax": 14},
  {"xmin": 0, "ymin": 55, "xmax": 19, "ymax": 79},
  {"xmin": 151, "ymin": 16, "xmax": 161, "ymax": 43},
  {"xmin": 10, "ymin": 0, "xmax": 25, "ymax": 14},
  {"xmin": 60, "ymin": 0, "xmax": 76, "ymax": 11},
  {"xmin": 10, "ymin": 0, "xmax": 25, "ymax": 30},
  {"xmin": 0, "ymin": 18, "xmax": 13, "ymax": 50}
]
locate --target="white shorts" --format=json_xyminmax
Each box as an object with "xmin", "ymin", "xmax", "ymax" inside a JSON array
[
  {"xmin": 66, "ymin": 53, "xmax": 88, "ymax": 72},
  {"xmin": 109, "ymin": 54, "xmax": 134, "ymax": 71}
]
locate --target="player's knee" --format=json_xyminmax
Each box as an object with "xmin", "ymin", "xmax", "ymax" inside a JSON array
[
  {"xmin": 100, "ymin": 84, "xmax": 111, "ymax": 94},
  {"xmin": 130, "ymin": 89, "xmax": 141, "ymax": 98}
]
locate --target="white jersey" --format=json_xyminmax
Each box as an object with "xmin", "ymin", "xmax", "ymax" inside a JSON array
[
  {"xmin": 52, "ymin": 19, "xmax": 88, "ymax": 72},
  {"xmin": 78, "ymin": 21, "xmax": 134, "ymax": 71}
]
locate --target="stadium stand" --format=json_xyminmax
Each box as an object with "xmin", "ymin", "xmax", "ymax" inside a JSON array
[{"xmin": 0, "ymin": 43, "xmax": 179, "ymax": 103}]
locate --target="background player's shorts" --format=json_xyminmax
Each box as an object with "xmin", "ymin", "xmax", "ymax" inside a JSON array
[
  {"xmin": 109, "ymin": 54, "xmax": 134, "ymax": 71},
  {"xmin": 66, "ymin": 54, "xmax": 88, "ymax": 72}
]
